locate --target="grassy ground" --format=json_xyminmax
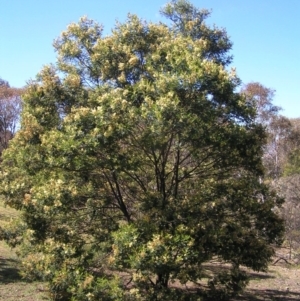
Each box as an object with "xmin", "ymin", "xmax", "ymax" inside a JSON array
[
  {"xmin": 1, "ymin": 200, "xmax": 300, "ymax": 300},
  {"xmin": 0, "ymin": 201, "xmax": 49, "ymax": 301},
  {"xmin": 234, "ymin": 264, "xmax": 300, "ymax": 301}
]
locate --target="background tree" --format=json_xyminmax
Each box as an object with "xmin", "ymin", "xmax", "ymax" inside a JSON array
[
  {"xmin": 273, "ymin": 118, "xmax": 300, "ymax": 259},
  {"xmin": 0, "ymin": 78, "xmax": 22, "ymax": 154},
  {"xmin": 241, "ymin": 82, "xmax": 292, "ymax": 180},
  {"xmin": 282, "ymin": 118, "xmax": 300, "ymax": 176},
  {"xmin": 241, "ymin": 83, "xmax": 300, "ymax": 259},
  {"xmin": 241, "ymin": 82, "xmax": 280, "ymax": 126},
  {"xmin": 278, "ymin": 175, "xmax": 300, "ymax": 259},
  {"xmin": 264, "ymin": 115, "xmax": 292, "ymax": 180},
  {"xmin": 242, "ymin": 83, "xmax": 300, "ymax": 260},
  {"xmin": 0, "ymin": 1, "xmax": 284, "ymax": 300}
]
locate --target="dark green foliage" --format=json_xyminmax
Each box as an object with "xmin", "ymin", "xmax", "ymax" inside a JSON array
[{"xmin": 0, "ymin": 1, "xmax": 284, "ymax": 300}]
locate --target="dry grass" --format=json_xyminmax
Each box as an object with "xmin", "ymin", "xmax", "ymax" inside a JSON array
[{"xmin": 233, "ymin": 264, "xmax": 300, "ymax": 301}]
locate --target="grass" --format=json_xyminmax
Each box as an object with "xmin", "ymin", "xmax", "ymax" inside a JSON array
[
  {"xmin": 0, "ymin": 200, "xmax": 49, "ymax": 301},
  {"xmin": 233, "ymin": 266, "xmax": 300, "ymax": 301}
]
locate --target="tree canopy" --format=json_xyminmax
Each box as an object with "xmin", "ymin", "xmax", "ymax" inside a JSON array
[{"xmin": 0, "ymin": 1, "xmax": 284, "ymax": 300}]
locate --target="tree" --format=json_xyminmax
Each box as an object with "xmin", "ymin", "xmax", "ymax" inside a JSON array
[
  {"xmin": 242, "ymin": 83, "xmax": 300, "ymax": 260},
  {"xmin": 278, "ymin": 175, "xmax": 300, "ymax": 259},
  {"xmin": 241, "ymin": 82, "xmax": 280, "ymax": 126},
  {"xmin": 282, "ymin": 118, "xmax": 300, "ymax": 176},
  {"xmin": 160, "ymin": 0, "xmax": 233, "ymax": 65},
  {"xmin": 263, "ymin": 115, "xmax": 292, "ymax": 180},
  {"xmin": 241, "ymin": 82, "xmax": 292, "ymax": 180},
  {"xmin": 0, "ymin": 1, "xmax": 284, "ymax": 300},
  {"xmin": 0, "ymin": 78, "xmax": 22, "ymax": 154},
  {"xmin": 274, "ymin": 119, "xmax": 300, "ymax": 258}
]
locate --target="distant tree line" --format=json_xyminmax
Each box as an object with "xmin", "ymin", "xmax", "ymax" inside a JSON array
[{"xmin": 0, "ymin": 77, "xmax": 22, "ymax": 154}]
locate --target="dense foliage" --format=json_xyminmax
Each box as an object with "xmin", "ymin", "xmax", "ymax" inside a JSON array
[{"xmin": 0, "ymin": 1, "xmax": 284, "ymax": 300}]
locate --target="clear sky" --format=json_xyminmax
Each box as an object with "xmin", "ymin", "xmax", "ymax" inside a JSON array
[{"xmin": 1, "ymin": 0, "xmax": 299, "ymax": 118}]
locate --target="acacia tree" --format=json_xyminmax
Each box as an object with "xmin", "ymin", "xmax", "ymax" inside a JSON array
[
  {"xmin": 0, "ymin": 78, "xmax": 22, "ymax": 154},
  {"xmin": 0, "ymin": 1, "xmax": 284, "ymax": 300}
]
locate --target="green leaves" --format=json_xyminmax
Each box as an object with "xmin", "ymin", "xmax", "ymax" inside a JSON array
[
  {"xmin": 0, "ymin": 1, "xmax": 284, "ymax": 300},
  {"xmin": 161, "ymin": 0, "xmax": 232, "ymax": 65}
]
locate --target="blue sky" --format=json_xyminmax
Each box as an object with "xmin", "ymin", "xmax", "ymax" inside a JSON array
[{"xmin": 0, "ymin": 0, "xmax": 299, "ymax": 118}]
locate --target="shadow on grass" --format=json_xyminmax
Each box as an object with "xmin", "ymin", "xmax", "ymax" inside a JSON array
[
  {"xmin": 246, "ymin": 270, "xmax": 276, "ymax": 280},
  {"xmin": 235, "ymin": 289, "xmax": 300, "ymax": 301},
  {"xmin": 203, "ymin": 263, "xmax": 276, "ymax": 280},
  {"xmin": 0, "ymin": 256, "xmax": 22, "ymax": 283}
]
